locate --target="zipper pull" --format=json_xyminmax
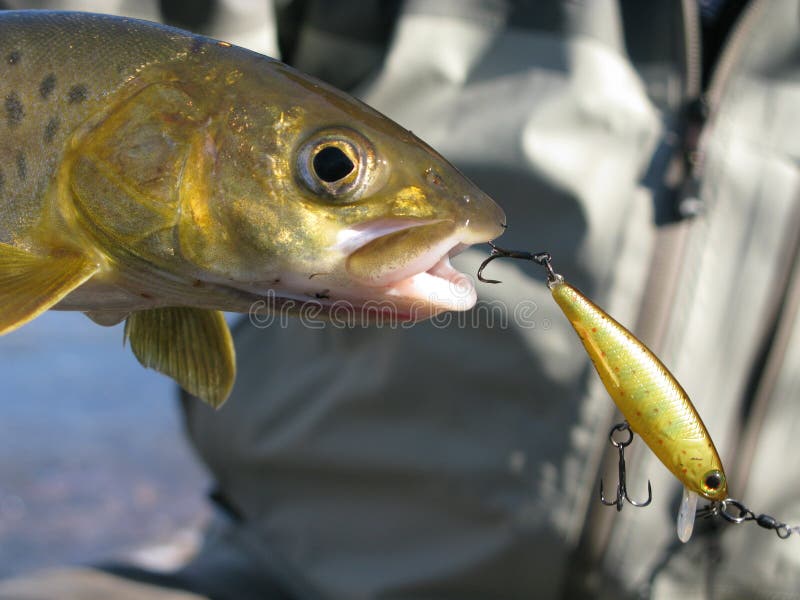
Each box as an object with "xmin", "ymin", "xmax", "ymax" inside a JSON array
[{"xmin": 676, "ymin": 96, "xmax": 709, "ymax": 218}]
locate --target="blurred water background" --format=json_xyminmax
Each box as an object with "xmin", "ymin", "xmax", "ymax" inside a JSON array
[{"xmin": 0, "ymin": 312, "xmax": 211, "ymax": 577}]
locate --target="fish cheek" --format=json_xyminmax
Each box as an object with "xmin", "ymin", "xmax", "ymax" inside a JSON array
[
  {"xmin": 68, "ymin": 83, "xmax": 203, "ymax": 260},
  {"xmin": 177, "ymin": 139, "xmax": 290, "ymax": 280}
]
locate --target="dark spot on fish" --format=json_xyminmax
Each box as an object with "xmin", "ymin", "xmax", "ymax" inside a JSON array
[
  {"xmin": 68, "ymin": 84, "xmax": 88, "ymax": 104},
  {"xmin": 140, "ymin": 292, "xmax": 154, "ymax": 300},
  {"xmin": 192, "ymin": 279, "xmax": 204, "ymax": 288},
  {"xmin": 272, "ymin": 278, "xmax": 281, "ymax": 284},
  {"xmin": 43, "ymin": 117, "xmax": 59, "ymax": 143},
  {"xmin": 7, "ymin": 51, "xmax": 20, "ymax": 65},
  {"xmin": 5, "ymin": 93, "xmax": 23, "ymax": 127},
  {"xmin": 161, "ymin": 111, "xmax": 186, "ymax": 125},
  {"xmin": 16, "ymin": 152, "xmax": 27, "ymax": 181},
  {"xmin": 39, "ymin": 74, "xmax": 56, "ymax": 99},
  {"xmin": 315, "ymin": 290, "xmax": 331, "ymax": 300}
]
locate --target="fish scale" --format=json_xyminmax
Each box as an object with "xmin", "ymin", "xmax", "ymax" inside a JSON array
[{"xmin": 549, "ymin": 279, "xmax": 727, "ymax": 500}]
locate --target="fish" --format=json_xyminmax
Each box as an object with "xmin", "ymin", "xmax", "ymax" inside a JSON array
[
  {"xmin": 548, "ymin": 278, "xmax": 726, "ymax": 541},
  {"xmin": 0, "ymin": 11, "xmax": 505, "ymax": 407}
]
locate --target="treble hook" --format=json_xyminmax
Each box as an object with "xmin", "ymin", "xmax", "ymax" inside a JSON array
[
  {"xmin": 600, "ymin": 422, "xmax": 653, "ymax": 511},
  {"xmin": 477, "ymin": 242, "xmax": 559, "ymax": 284}
]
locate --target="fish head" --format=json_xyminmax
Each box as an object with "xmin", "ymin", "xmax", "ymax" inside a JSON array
[
  {"xmin": 175, "ymin": 54, "xmax": 505, "ymax": 320},
  {"xmin": 65, "ymin": 42, "xmax": 503, "ymax": 320}
]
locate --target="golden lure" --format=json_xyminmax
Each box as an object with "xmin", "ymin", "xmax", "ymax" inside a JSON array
[
  {"xmin": 549, "ymin": 279, "xmax": 727, "ymax": 502},
  {"xmin": 478, "ymin": 245, "xmax": 800, "ymax": 541}
]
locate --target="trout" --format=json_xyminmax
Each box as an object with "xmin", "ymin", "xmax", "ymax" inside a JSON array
[{"xmin": 0, "ymin": 11, "xmax": 505, "ymax": 406}]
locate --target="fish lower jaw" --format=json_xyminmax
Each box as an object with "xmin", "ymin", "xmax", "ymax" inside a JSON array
[
  {"xmin": 240, "ymin": 253, "xmax": 476, "ymax": 322},
  {"xmin": 382, "ymin": 254, "xmax": 477, "ymax": 313}
]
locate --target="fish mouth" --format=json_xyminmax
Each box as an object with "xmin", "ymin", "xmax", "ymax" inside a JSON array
[
  {"xmin": 340, "ymin": 219, "xmax": 494, "ymax": 316},
  {"xmin": 381, "ymin": 247, "xmax": 476, "ymax": 313}
]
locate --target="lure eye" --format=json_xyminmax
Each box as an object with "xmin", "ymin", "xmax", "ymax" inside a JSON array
[
  {"xmin": 700, "ymin": 469, "xmax": 726, "ymax": 497},
  {"xmin": 296, "ymin": 128, "xmax": 378, "ymax": 201}
]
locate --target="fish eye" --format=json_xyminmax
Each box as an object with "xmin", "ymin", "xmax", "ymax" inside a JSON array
[
  {"xmin": 296, "ymin": 128, "xmax": 377, "ymax": 201},
  {"xmin": 700, "ymin": 469, "xmax": 726, "ymax": 497},
  {"xmin": 313, "ymin": 146, "xmax": 354, "ymax": 182}
]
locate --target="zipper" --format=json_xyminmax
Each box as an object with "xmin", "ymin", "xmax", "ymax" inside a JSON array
[
  {"xmin": 681, "ymin": 0, "xmax": 703, "ymax": 100},
  {"xmin": 632, "ymin": 0, "xmax": 703, "ymax": 367},
  {"xmin": 644, "ymin": 0, "xmax": 770, "ymax": 353},
  {"xmin": 703, "ymin": 0, "xmax": 769, "ymax": 112},
  {"xmin": 677, "ymin": 0, "xmax": 769, "ymax": 218},
  {"xmin": 672, "ymin": 0, "xmax": 705, "ymax": 219}
]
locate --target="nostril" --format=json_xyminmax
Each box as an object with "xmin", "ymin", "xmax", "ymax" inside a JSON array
[{"xmin": 425, "ymin": 167, "xmax": 444, "ymax": 187}]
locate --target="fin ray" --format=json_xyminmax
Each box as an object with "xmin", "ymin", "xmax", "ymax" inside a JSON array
[
  {"xmin": 0, "ymin": 243, "xmax": 98, "ymax": 335},
  {"xmin": 124, "ymin": 307, "xmax": 235, "ymax": 408}
]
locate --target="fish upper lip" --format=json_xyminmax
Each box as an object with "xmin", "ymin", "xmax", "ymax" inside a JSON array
[{"xmin": 333, "ymin": 218, "xmax": 449, "ymax": 255}]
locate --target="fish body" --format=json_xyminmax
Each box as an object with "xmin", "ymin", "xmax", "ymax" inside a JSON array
[
  {"xmin": 549, "ymin": 280, "xmax": 727, "ymax": 502},
  {"xmin": 0, "ymin": 11, "xmax": 505, "ymax": 405}
]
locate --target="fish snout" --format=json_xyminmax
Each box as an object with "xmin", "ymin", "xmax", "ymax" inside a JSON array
[
  {"xmin": 423, "ymin": 162, "xmax": 505, "ymax": 244},
  {"xmin": 453, "ymin": 186, "xmax": 506, "ymax": 244}
]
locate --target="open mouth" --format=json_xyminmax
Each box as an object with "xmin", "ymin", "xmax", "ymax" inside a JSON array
[
  {"xmin": 341, "ymin": 220, "xmax": 481, "ymax": 312},
  {"xmin": 381, "ymin": 246, "xmax": 476, "ymax": 311}
]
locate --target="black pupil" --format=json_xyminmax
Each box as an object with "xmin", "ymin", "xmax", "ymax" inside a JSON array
[
  {"xmin": 313, "ymin": 146, "xmax": 354, "ymax": 183},
  {"xmin": 706, "ymin": 473, "xmax": 721, "ymax": 489}
]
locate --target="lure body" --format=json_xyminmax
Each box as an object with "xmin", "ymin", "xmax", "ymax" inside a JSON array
[{"xmin": 550, "ymin": 280, "xmax": 727, "ymax": 502}]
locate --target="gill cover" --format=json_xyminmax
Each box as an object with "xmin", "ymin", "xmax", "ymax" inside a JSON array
[{"xmin": 69, "ymin": 82, "xmax": 202, "ymax": 260}]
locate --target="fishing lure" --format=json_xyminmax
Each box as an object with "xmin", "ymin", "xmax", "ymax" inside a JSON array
[{"xmin": 478, "ymin": 244, "xmax": 798, "ymax": 541}]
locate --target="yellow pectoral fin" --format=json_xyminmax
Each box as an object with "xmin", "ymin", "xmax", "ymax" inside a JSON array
[
  {"xmin": 0, "ymin": 242, "xmax": 98, "ymax": 335},
  {"xmin": 124, "ymin": 307, "xmax": 236, "ymax": 408}
]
